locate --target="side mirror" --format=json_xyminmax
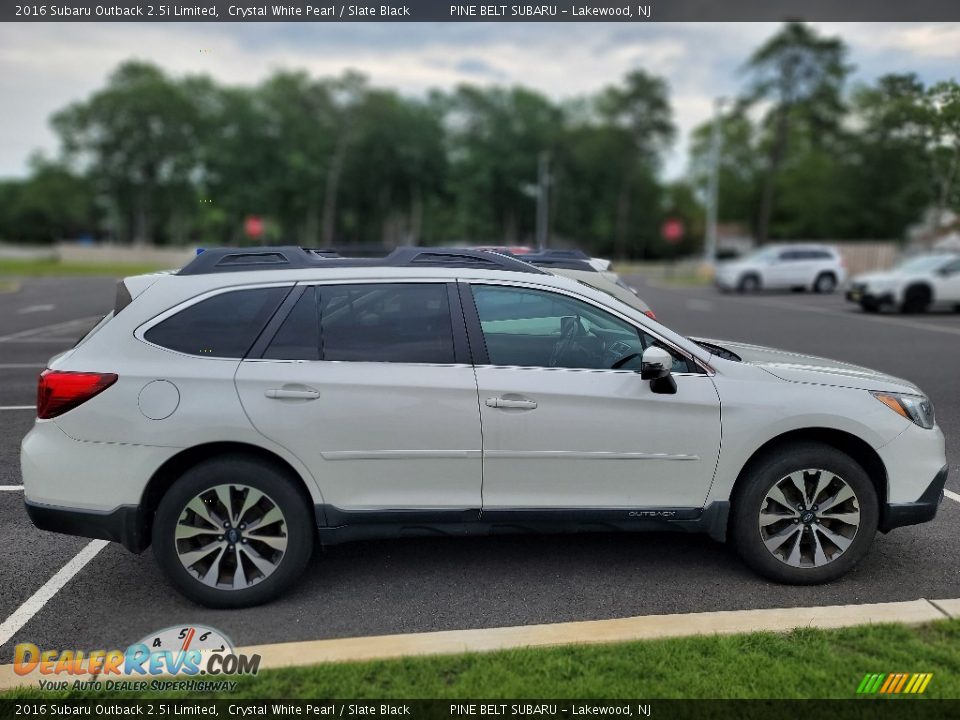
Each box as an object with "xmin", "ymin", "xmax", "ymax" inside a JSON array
[
  {"xmin": 640, "ymin": 346, "xmax": 678, "ymax": 395},
  {"xmin": 640, "ymin": 346, "xmax": 672, "ymax": 380}
]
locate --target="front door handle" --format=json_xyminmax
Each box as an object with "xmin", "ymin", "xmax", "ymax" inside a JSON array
[
  {"xmin": 486, "ymin": 397, "xmax": 537, "ymax": 410},
  {"xmin": 265, "ymin": 387, "xmax": 320, "ymax": 400}
]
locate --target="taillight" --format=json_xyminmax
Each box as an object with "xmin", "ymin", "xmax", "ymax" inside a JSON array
[
  {"xmin": 644, "ymin": 310, "xmax": 657, "ymax": 320},
  {"xmin": 37, "ymin": 370, "xmax": 118, "ymax": 419}
]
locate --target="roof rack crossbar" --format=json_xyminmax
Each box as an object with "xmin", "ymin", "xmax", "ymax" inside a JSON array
[{"xmin": 177, "ymin": 246, "xmax": 547, "ymax": 276}]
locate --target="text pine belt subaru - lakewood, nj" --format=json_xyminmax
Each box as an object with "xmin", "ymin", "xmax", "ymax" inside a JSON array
[{"xmin": 21, "ymin": 247, "xmax": 947, "ymax": 607}]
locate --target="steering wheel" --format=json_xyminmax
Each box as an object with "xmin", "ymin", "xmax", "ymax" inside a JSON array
[
  {"xmin": 610, "ymin": 351, "xmax": 644, "ymax": 369},
  {"xmin": 548, "ymin": 316, "xmax": 587, "ymax": 367}
]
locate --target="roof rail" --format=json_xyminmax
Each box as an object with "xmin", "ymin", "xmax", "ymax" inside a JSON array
[
  {"xmin": 514, "ymin": 252, "xmax": 597, "ymax": 272},
  {"xmin": 177, "ymin": 246, "xmax": 547, "ymax": 276}
]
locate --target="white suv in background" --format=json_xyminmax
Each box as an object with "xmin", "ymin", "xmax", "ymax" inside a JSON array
[
  {"xmin": 846, "ymin": 253, "xmax": 960, "ymax": 313},
  {"xmin": 21, "ymin": 247, "xmax": 946, "ymax": 607},
  {"xmin": 715, "ymin": 244, "xmax": 847, "ymax": 293}
]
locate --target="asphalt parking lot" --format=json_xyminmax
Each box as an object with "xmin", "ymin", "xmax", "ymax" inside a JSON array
[{"xmin": 0, "ymin": 273, "xmax": 958, "ymax": 663}]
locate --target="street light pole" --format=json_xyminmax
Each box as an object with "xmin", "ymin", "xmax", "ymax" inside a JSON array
[
  {"xmin": 704, "ymin": 97, "xmax": 726, "ymax": 265},
  {"xmin": 536, "ymin": 151, "xmax": 551, "ymax": 251}
]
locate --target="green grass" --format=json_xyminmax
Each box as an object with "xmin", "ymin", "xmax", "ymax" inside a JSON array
[
  {"xmin": 0, "ymin": 258, "xmax": 172, "ymax": 277},
  {"xmin": 5, "ymin": 620, "xmax": 960, "ymax": 700}
]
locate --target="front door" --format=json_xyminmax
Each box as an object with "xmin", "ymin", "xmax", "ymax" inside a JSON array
[
  {"xmin": 466, "ymin": 282, "xmax": 721, "ymax": 511},
  {"xmin": 235, "ymin": 281, "xmax": 482, "ymax": 517}
]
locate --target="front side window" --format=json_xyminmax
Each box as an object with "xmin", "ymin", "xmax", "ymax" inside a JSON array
[
  {"xmin": 471, "ymin": 284, "xmax": 692, "ymax": 372},
  {"xmin": 145, "ymin": 287, "xmax": 288, "ymax": 358},
  {"xmin": 264, "ymin": 283, "xmax": 456, "ymax": 364}
]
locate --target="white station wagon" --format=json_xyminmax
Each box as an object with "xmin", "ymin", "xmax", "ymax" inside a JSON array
[{"xmin": 22, "ymin": 247, "xmax": 947, "ymax": 607}]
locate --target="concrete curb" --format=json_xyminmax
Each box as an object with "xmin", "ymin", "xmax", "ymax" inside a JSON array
[{"xmin": 1, "ymin": 597, "xmax": 956, "ymax": 691}]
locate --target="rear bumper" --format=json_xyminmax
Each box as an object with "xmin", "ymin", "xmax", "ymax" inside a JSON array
[
  {"xmin": 880, "ymin": 465, "xmax": 948, "ymax": 532},
  {"xmin": 24, "ymin": 500, "xmax": 149, "ymax": 553}
]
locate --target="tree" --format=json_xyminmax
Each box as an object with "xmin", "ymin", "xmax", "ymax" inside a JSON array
[
  {"xmin": 52, "ymin": 61, "xmax": 203, "ymax": 244},
  {"xmin": 445, "ymin": 85, "xmax": 564, "ymax": 242},
  {"xmin": 847, "ymin": 74, "xmax": 933, "ymax": 238},
  {"xmin": 0, "ymin": 156, "xmax": 99, "ymax": 243},
  {"xmin": 923, "ymin": 81, "xmax": 960, "ymax": 224},
  {"xmin": 688, "ymin": 110, "xmax": 762, "ymax": 229},
  {"xmin": 741, "ymin": 22, "xmax": 852, "ymax": 243},
  {"xmin": 339, "ymin": 89, "xmax": 447, "ymax": 245},
  {"xmin": 596, "ymin": 71, "xmax": 675, "ymax": 259}
]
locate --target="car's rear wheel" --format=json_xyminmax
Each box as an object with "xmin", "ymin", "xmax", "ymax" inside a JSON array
[
  {"xmin": 813, "ymin": 273, "xmax": 837, "ymax": 294},
  {"xmin": 731, "ymin": 443, "xmax": 878, "ymax": 584},
  {"xmin": 153, "ymin": 456, "xmax": 314, "ymax": 608}
]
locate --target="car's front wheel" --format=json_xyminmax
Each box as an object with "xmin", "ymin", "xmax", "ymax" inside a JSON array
[
  {"xmin": 731, "ymin": 443, "xmax": 878, "ymax": 584},
  {"xmin": 738, "ymin": 274, "xmax": 761, "ymax": 293},
  {"xmin": 153, "ymin": 456, "xmax": 314, "ymax": 608}
]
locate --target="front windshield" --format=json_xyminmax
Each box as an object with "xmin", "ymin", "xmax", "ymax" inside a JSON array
[{"xmin": 893, "ymin": 255, "xmax": 955, "ymax": 273}]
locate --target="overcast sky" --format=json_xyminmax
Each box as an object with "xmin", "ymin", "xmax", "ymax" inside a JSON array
[{"xmin": 1, "ymin": 21, "xmax": 958, "ymax": 180}]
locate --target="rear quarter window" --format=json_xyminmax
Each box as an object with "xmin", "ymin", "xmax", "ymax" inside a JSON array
[{"xmin": 144, "ymin": 286, "xmax": 288, "ymax": 358}]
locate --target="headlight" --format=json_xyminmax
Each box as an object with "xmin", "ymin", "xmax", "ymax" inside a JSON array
[{"xmin": 871, "ymin": 391, "xmax": 935, "ymax": 429}]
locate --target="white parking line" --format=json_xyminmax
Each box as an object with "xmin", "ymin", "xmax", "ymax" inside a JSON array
[
  {"xmin": 944, "ymin": 489, "xmax": 960, "ymax": 504},
  {"xmin": 685, "ymin": 298, "xmax": 714, "ymax": 312},
  {"xmin": 0, "ymin": 539, "xmax": 109, "ymax": 648},
  {"xmin": 0, "ymin": 316, "xmax": 100, "ymax": 343},
  {"xmin": 0, "ymin": 486, "xmax": 24, "ymax": 492},
  {"xmin": 0, "ymin": 338, "xmax": 80, "ymax": 344},
  {"xmin": 16, "ymin": 305, "xmax": 55, "ymax": 315},
  {"xmin": 0, "ymin": 406, "xmax": 35, "ymax": 411}
]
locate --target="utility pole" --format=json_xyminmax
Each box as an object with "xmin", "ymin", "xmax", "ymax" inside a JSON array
[
  {"xmin": 535, "ymin": 151, "xmax": 551, "ymax": 251},
  {"xmin": 704, "ymin": 97, "xmax": 726, "ymax": 265}
]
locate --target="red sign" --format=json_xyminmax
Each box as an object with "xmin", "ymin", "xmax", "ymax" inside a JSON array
[
  {"xmin": 244, "ymin": 216, "xmax": 264, "ymax": 240},
  {"xmin": 661, "ymin": 218, "xmax": 684, "ymax": 244}
]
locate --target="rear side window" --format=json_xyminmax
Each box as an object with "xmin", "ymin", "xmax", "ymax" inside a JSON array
[
  {"xmin": 145, "ymin": 287, "xmax": 288, "ymax": 358},
  {"xmin": 263, "ymin": 283, "xmax": 455, "ymax": 364}
]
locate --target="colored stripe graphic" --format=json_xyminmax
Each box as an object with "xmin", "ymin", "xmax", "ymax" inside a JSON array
[{"xmin": 858, "ymin": 673, "xmax": 933, "ymax": 694}]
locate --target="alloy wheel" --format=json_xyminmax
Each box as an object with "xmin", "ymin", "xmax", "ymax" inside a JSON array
[
  {"xmin": 757, "ymin": 469, "xmax": 861, "ymax": 568},
  {"xmin": 174, "ymin": 484, "xmax": 288, "ymax": 589}
]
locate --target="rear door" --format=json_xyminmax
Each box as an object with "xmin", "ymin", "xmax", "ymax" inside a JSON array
[
  {"xmin": 234, "ymin": 281, "xmax": 483, "ymax": 520},
  {"xmin": 766, "ymin": 250, "xmax": 808, "ymax": 288}
]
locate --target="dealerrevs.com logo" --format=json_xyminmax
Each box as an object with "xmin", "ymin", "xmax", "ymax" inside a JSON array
[{"xmin": 14, "ymin": 625, "xmax": 260, "ymax": 692}]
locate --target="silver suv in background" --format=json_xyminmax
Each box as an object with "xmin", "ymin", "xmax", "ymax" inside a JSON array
[
  {"xmin": 715, "ymin": 244, "xmax": 847, "ymax": 294},
  {"xmin": 846, "ymin": 253, "xmax": 960, "ymax": 313}
]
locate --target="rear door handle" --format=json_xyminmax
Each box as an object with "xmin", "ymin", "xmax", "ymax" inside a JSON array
[
  {"xmin": 265, "ymin": 387, "xmax": 320, "ymax": 400},
  {"xmin": 486, "ymin": 397, "xmax": 537, "ymax": 410}
]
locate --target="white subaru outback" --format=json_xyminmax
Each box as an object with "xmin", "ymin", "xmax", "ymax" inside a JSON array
[{"xmin": 21, "ymin": 247, "xmax": 947, "ymax": 607}]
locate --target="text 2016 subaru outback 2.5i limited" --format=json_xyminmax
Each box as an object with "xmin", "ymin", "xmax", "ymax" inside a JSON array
[{"xmin": 22, "ymin": 247, "xmax": 947, "ymax": 607}]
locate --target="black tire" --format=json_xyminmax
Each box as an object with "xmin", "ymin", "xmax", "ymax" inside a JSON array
[
  {"xmin": 901, "ymin": 284, "xmax": 931, "ymax": 314},
  {"xmin": 813, "ymin": 273, "xmax": 837, "ymax": 294},
  {"xmin": 731, "ymin": 442, "xmax": 878, "ymax": 585},
  {"xmin": 153, "ymin": 456, "xmax": 314, "ymax": 608},
  {"xmin": 738, "ymin": 274, "xmax": 761, "ymax": 293}
]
